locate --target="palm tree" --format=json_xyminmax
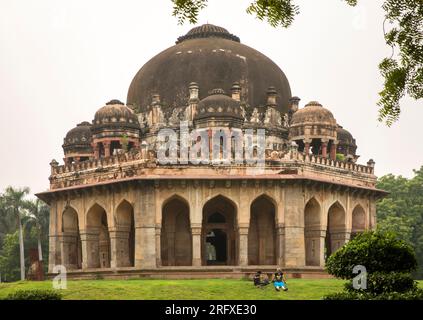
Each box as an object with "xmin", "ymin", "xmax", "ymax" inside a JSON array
[
  {"xmin": 25, "ymin": 199, "xmax": 49, "ymax": 263},
  {"xmin": 2, "ymin": 186, "xmax": 30, "ymax": 281},
  {"xmin": 0, "ymin": 195, "xmax": 18, "ymax": 244}
]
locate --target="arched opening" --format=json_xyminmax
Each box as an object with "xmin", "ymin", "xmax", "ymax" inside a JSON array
[
  {"xmin": 248, "ymin": 195, "xmax": 276, "ymax": 265},
  {"xmin": 351, "ymin": 205, "xmax": 366, "ymax": 239},
  {"xmin": 325, "ymin": 202, "xmax": 346, "ymax": 261},
  {"xmin": 62, "ymin": 207, "xmax": 82, "ymax": 269},
  {"xmin": 202, "ymin": 195, "xmax": 237, "ymax": 266},
  {"xmin": 110, "ymin": 140, "xmax": 122, "ymax": 156},
  {"xmin": 86, "ymin": 204, "xmax": 111, "ymax": 268},
  {"xmin": 161, "ymin": 197, "xmax": 192, "ymax": 266},
  {"xmin": 116, "ymin": 200, "xmax": 135, "ymax": 267},
  {"xmin": 304, "ymin": 198, "xmax": 322, "ymax": 266}
]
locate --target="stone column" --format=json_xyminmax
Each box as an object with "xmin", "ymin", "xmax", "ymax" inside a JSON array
[
  {"xmin": 321, "ymin": 139, "xmax": 328, "ymax": 158},
  {"xmin": 104, "ymin": 141, "xmax": 111, "ymax": 158},
  {"xmin": 60, "ymin": 233, "xmax": 78, "ymax": 270},
  {"xmin": 304, "ymin": 229, "xmax": 326, "ymax": 267},
  {"xmin": 330, "ymin": 229, "xmax": 350, "ymax": 253},
  {"xmin": 191, "ymin": 225, "xmax": 202, "ymax": 266},
  {"xmin": 135, "ymin": 224, "xmax": 157, "ymax": 268},
  {"xmin": 330, "ymin": 141, "xmax": 338, "ymax": 160},
  {"xmin": 48, "ymin": 201, "xmax": 60, "ymax": 273},
  {"xmin": 276, "ymin": 224, "xmax": 285, "ymax": 266},
  {"xmin": 304, "ymin": 139, "xmax": 310, "ymax": 154},
  {"xmin": 238, "ymin": 226, "xmax": 249, "ymax": 266},
  {"xmin": 155, "ymin": 225, "xmax": 162, "ymax": 267},
  {"xmin": 134, "ymin": 185, "xmax": 157, "ymax": 268},
  {"xmin": 303, "ymin": 138, "xmax": 312, "ymax": 155},
  {"xmin": 92, "ymin": 143, "xmax": 100, "ymax": 159},
  {"xmin": 284, "ymin": 186, "xmax": 306, "ymax": 267},
  {"xmin": 80, "ymin": 230, "xmax": 100, "ymax": 269},
  {"xmin": 109, "ymin": 229, "xmax": 130, "ymax": 268}
]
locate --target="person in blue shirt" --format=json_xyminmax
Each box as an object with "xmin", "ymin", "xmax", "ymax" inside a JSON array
[{"xmin": 272, "ymin": 268, "xmax": 288, "ymax": 291}]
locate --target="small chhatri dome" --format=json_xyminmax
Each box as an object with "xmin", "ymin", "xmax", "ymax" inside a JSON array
[
  {"xmin": 195, "ymin": 88, "xmax": 243, "ymax": 121},
  {"xmin": 291, "ymin": 101, "xmax": 337, "ymax": 126},
  {"xmin": 337, "ymin": 125, "xmax": 358, "ymax": 156},
  {"xmin": 63, "ymin": 121, "xmax": 92, "ymax": 151},
  {"xmin": 176, "ymin": 24, "xmax": 240, "ymax": 44},
  {"xmin": 94, "ymin": 100, "xmax": 139, "ymax": 127}
]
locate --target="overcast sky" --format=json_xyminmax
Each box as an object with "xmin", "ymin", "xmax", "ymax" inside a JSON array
[{"xmin": 0, "ymin": 0, "xmax": 422, "ymax": 196}]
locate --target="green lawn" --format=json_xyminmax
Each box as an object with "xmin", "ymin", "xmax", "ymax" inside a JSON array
[
  {"xmin": 0, "ymin": 278, "xmax": 341, "ymax": 300},
  {"xmin": 1, "ymin": 279, "xmax": 422, "ymax": 300}
]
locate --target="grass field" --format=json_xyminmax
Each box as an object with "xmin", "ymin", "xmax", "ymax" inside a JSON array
[{"xmin": 1, "ymin": 279, "xmax": 422, "ymax": 300}]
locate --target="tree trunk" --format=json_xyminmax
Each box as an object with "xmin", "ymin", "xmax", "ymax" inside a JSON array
[
  {"xmin": 18, "ymin": 214, "xmax": 25, "ymax": 281},
  {"xmin": 37, "ymin": 228, "xmax": 43, "ymax": 262}
]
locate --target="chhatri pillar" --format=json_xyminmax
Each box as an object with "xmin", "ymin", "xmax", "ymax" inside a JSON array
[
  {"xmin": 103, "ymin": 141, "xmax": 111, "ymax": 158},
  {"xmin": 303, "ymin": 138, "xmax": 312, "ymax": 155},
  {"xmin": 330, "ymin": 140, "xmax": 338, "ymax": 160},
  {"xmin": 321, "ymin": 139, "xmax": 328, "ymax": 158}
]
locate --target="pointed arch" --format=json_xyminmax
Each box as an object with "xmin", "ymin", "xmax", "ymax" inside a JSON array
[
  {"xmin": 202, "ymin": 194, "xmax": 239, "ymax": 213},
  {"xmin": 85, "ymin": 203, "xmax": 110, "ymax": 268},
  {"xmin": 248, "ymin": 194, "xmax": 276, "ymax": 265},
  {"xmin": 325, "ymin": 201, "xmax": 347, "ymax": 259},
  {"xmin": 161, "ymin": 194, "xmax": 190, "ymax": 211},
  {"xmin": 115, "ymin": 199, "xmax": 135, "ymax": 267},
  {"xmin": 351, "ymin": 204, "xmax": 366, "ymax": 239},
  {"xmin": 86, "ymin": 203, "xmax": 108, "ymax": 228},
  {"xmin": 161, "ymin": 196, "xmax": 192, "ymax": 266},
  {"xmin": 304, "ymin": 197, "xmax": 323, "ymax": 266},
  {"xmin": 62, "ymin": 206, "xmax": 82, "ymax": 270},
  {"xmin": 202, "ymin": 195, "xmax": 237, "ymax": 266}
]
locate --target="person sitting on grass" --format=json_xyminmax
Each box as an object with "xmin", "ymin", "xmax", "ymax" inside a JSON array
[
  {"xmin": 272, "ymin": 268, "xmax": 288, "ymax": 292},
  {"xmin": 253, "ymin": 271, "xmax": 270, "ymax": 289}
]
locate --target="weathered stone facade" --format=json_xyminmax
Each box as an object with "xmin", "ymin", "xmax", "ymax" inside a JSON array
[{"xmin": 37, "ymin": 24, "xmax": 386, "ymax": 279}]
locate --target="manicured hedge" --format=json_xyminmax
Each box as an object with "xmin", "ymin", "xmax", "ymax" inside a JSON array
[
  {"xmin": 326, "ymin": 231, "xmax": 417, "ymax": 279},
  {"xmin": 324, "ymin": 288, "xmax": 423, "ymax": 300},
  {"xmin": 3, "ymin": 289, "xmax": 62, "ymax": 300},
  {"xmin": 344, "ymin": 272, "xmax": 417, "ymax": 294}
]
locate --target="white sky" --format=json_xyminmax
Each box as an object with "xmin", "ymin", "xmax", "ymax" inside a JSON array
[{"xmin": 0, "ymin": 0, "xmax": 422, "ymax": 196}]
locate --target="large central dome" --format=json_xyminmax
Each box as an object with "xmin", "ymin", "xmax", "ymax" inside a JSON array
[{"xmin": 127, "ymin": 24, "xmax": 292, "ymax": 114}]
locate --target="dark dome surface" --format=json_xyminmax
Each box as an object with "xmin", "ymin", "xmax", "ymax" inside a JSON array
[
  {"xmin": 127, "ymin": 24, "xmax": 291, "ymax": 114},
  {"xmin": 63, "ymin": 122, "xmax": 92, "ymax": 152}
]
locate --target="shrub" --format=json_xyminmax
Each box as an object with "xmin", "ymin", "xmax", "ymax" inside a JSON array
[
  {"xmin": 323, "ymin": 288, "xmax": 423, "ymax": 300},
  {"xmin": 344, "ymin": 272, "xmax": 417, "ymax": 294},
  {"xmin": 3, "ymin": 289, "xmax": 62, "ymax": 300},
  {"xmin": 326, "ymin": 231, "xmax": 417, "ymax": 279}
]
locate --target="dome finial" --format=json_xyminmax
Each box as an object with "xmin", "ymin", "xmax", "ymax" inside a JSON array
[{"xmin": 176, "ymin": 24, "xmax": 240, "ymax": 44}]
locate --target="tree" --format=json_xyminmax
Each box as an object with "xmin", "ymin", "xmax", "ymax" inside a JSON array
[
  {"xmin": 0, "ymin": 232, "xmax": 21, "ymax": 282},
  {"xmin": 376, "ymin": 167, "xmax": 423, "ymax": 278},
  {"xmin": 170, "ymin": 0, "xmax": 423, "ymax": 126},
  {"xmin": 24, "ymin": 199, "xmax": 49, "ymax": 264},
  {"xmin": 1, "ymin": 187, "xmax": 30, "ymax": 281},
  {"xmin": 324, "ymin": 230, "xmax": 423, "ymax": 300},
  {"xmin": 326, "ymin": 231, "xmax": 417, "ymax": 279},
  {"xmin": 0, "ymin": 196, "xmax": 18, "ymax": 246}
]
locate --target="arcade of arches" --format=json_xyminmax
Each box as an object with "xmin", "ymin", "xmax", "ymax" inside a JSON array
[{"xmin": 54, "ymin": 185, "xmax": 372, "ymax": 272}]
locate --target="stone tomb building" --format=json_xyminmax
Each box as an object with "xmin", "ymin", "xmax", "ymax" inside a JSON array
[{"xmin": 37, "ymin": 25, "xmax": 386, "ymax": 279}]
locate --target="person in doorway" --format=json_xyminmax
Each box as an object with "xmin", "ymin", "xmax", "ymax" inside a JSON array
[{"xmin": 272, "ymin": 268, "xmax": 288, "ymax": 291}]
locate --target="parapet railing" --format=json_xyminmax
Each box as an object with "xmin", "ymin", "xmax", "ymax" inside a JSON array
[
  {"xmin": 287, "ymin": 151, "xmax": 375, "ymax": 175},
  {"xmin": 51, "ymin": 149, "xmax": 375, "ymax": 176}
]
